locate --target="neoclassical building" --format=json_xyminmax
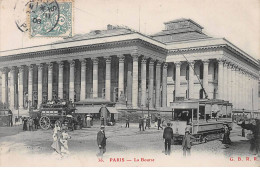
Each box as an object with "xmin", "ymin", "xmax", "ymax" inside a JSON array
[{"xmin": 0, "ymin": 18, "xmax": 259, "ymax": 115}]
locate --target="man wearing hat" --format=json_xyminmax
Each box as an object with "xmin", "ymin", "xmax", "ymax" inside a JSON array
[
  {"xmin": 97, "ymin": 125, "xmax": 107, "ymax": 156},
  {"xmin": 182, "ymin": 128, "xmax": 196, "ymax": 156},
  {"xmin": 163, "ymin": 122, "xmax": 174, "ymax": 155},
  {"xmin": 157, "ymin": 116, "xmax": 163, "ymax": 130}
]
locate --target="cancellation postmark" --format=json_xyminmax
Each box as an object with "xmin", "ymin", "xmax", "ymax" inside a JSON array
[{"xmin": 14, "ymin": 0, "xmax": 73, "ymax": 37}]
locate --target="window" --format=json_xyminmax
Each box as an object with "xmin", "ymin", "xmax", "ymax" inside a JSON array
[
  {"xmin": 213, "ymin": 89, "xmax": 217, "ymax": 99},
  {"xmin": 186, "ymin": 65, "xmax": 189, "ymax": 80},
  {"xmin": 214, "ymin": 63, "xmax": 217, "ymax": 80},
  {"xmin": 186, "ymin": 90, "xmax": 188, "ymax": 99},
  {"xmin": 173, "ymin": 90, "xmax": 175, "ymax": 101},
  {"xmin": 200, "ymin": 64, "xmax": 203, "ymax": 79},
  {"xmin": 199, "ymin": 89, "xmax": 204, "ymax": 99}
]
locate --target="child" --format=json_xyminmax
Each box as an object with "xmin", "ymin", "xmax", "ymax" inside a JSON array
[
  {"xmin": 182, "ymin": 129, "xmax": 196, "ymax": 156},
  {"xmin": 60, "ymin": 129, "xmax": 71, "ymax": 156}
]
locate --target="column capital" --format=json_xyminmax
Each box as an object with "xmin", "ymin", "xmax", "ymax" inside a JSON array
[
  {"xmin": 163, "ymin": 63, "xmax": 168, "ymax": 69},
  {"xmin": 28, "ymin": 64, "xmax": 34, "ymax": 71},
  {"xmin": 156, "ymin": 61, "xmax": 162, "ymax": 67},
  {"xmin": 174, "ymin": 61, "xmax": 182, "ymax": 67},
  {"xmin": 141, "ymin": 58, "xmax": 147, "ymax": 64},
  {"xmin": 91, "ymin": 57, "xmax": 99, "ymax": 64},
  {"xmin": 18, "ymin": 66, "xmax": 25, "ymax": 72},
  {"xmin": 202, "ymin": 59, "xmax": 209, "ymax": 64},
  {"xmin": 132, "ymin": 55, "xmax": 139, "ymax": 62},
  {"xmin": 68, "ymin": 60, "xmax": 75, "ymax": 67},
  {"xmin": 37, "ymin": 63, "xmax": 44, "ymax": 70},
  {"xmin": 47, "ymin": 62, "xmax": 53, "ymax": 69},
  {"xmin": 57, "ymin": 61, "xmax": 65, "ymax": 68},
  {"xmin": 118, "ymin": 55, "xmax": 125, "ymax": 63},
  {"xmin": 149, "ymin": 59, "xmax": 155, "ymax": 66},
  {"xmin": 0, "ymin": 67, "xmax": 8, "ymax": 73},
  {"xmin": 189, "ymin": 61, "xmax": 195, "ymax": 67},
  {"xmin": 10, "ymin": 66, "xmax": 16, "ymax": 72},
  {"xmin": 104, "ymin": 56, "xmax": 112, "ymax": 63}
]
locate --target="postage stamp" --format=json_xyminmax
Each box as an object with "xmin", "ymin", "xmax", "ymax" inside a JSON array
[{"xmin": 26, "ymin": 0, "xmax": 73, "ymax": 37}]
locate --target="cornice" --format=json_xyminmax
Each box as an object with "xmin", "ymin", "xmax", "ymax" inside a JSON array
[
  {"xmin": 168, "ymin": 44, "xmax": 259, "ymax": 69},
  {"xmin": 0, "ymin": 39, "xmax": 167, "ymax": 63}
]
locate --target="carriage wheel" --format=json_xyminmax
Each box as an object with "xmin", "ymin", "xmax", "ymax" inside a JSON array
[{"xmin": 40, "ymin": 116, "xmax": 51, "ymax": 130}]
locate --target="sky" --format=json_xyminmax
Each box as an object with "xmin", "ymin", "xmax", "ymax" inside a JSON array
[{"xmin": 0, "ymin": 0, "xmax": 259, "ymax": 60}]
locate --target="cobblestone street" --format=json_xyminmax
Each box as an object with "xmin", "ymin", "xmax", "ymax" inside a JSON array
[{"xmin": 0, "ymin": 122, "xmax": 259, "ymax": 166}]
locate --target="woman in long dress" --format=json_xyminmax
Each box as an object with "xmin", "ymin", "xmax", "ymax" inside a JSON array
[
  {"xmin": 51, "ymin": 123, "xmax": 62, "ymax": 154},
  {"xmin": 222, "ymin": 124, "xmax": 231, "ymax": 145}
]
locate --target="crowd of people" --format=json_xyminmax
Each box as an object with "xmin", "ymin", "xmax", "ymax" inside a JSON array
[{"xmin": 22, "ymin": 116, "xmax": 40, "ymax": 131}]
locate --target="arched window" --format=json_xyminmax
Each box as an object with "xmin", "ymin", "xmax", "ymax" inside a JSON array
[
  {"xmin": 199, "ymin": 89, "xmax": 204, "ymax": 99},
  {"xmin": 173, "ymin": 90, "xmax": 175, "ymax": 101}
]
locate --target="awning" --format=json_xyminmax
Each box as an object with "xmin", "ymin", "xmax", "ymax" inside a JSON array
[
  {"xmin": 106, "ymin": 107, "xmax": 119, "ymax": 114},
  {"xmin": 75, "ymin": 106, "xmax": 101, "ymax": 114}
]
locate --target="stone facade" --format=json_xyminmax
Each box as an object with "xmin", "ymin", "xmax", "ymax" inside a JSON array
[{"xmin": 0, "ymin": 19, "xmax": 259, "ymax": 114}]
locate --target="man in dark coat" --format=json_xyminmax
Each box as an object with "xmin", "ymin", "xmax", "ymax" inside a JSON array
[
  {"xmin": 125, "ymin": 115, "xmax": 130, "ymax": 128},
  {"xmin": 157, "ymin": 116, "xmax": 163, "ymax": 130},
  {"xmin": 97, "ymin": 125, "xmax": 107, "ymax": 156},
  {"xmin": 139, "ymin": 116, "xmax": 144, "ymax": 131},
  {"xmin": 145, "ymin": 116, "xmax": 150, "ymax": 129},
  {"xmin": 240, "ymin": 119, "xmax": 260, "ymax": 156},
  {"xmin": 163, "ymin": 123, "xmax": 174, "ymax": 155},
  {"xmin": 182, "ymin": 129, "xmax": 196, "ymax": 156}
]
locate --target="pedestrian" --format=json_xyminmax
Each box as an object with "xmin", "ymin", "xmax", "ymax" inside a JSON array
[
  {"xmin": 60, "ymin": 128, "xmax": 71, "ymax": 156},
  {"xmin": 163, "ymin": 123, "xmax": 174, "ymax": 155},
  {"xmin": 51, "ymin": 124, "xmax": 62, "ymax": 156},
  {"xmin": 145, "ymin": 116, "xmax": 150, "ymax": 129},
  {"xmin": 35, "ymin": 116, "xmax": 39, "ymax": 129},
  {"xmin": 182, "ymin": 129, "xmax": 196, "ymax": 156},
  {"xmin": 97, "ymin": 125, "xmax": 107, "ymax": 157},
  {"xmin": 15, "ymin": 116, "xmax": 18, "ymax": 126},
  {"xmin": 101, "ymin": 116, "xmax": 105, "ymax": 126},
  {"xmin": 8, "ymin": 110, "xmax": 13, "ymax": 127},
  {"xmin": 241, "ymin": 119, "xmax": 260, "ymax": 156},
  {"xmin": 125, "ymin": 115, "xmax": 130, "ymax": 128},
  {"xmin": 154, "ymin": 115, "xmax": 158, "ymax": 127},
  {"xmin": 139, "ymin": 116, "xmax": 144, "ymax": 131},
  {"xmin": 28, "ymin": 118, "xmax": 33, "ymax": 131},
  {"xmin": 158, "ymin": 116, "xmax": 163, "ymax": 130},
  {"xmin": 22, "ymin": 117, "xmax": 28, "ymax": 131},
  {"xmin": 222, "ymin": 124, "xmax": 231, "ymax": 146}
]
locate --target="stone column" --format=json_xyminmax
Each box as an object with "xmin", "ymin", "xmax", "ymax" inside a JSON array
[
  {"xmin": 217, "ymin": 59, "xmax": 224, "ymax": 100},
  {"xmin": 92, "ymin": 58, "xmax": 99, "ymax": 98},
  {"xmin": 132, "ymin": 53, "xmax": 139, "ymax": 108},
  {"xmin": 118, "ymin": 55, "xmax": 125, "ymax": 98},
  {"xmin": 105, "ymin": 56, "xmax": 111, "ymax": 101},
  {"xmin": 1, "ymin": 68, "xmax": 7, "ymax": 105},
  {"xmin": 223, "ymin": 61, "xmax": 228, "ymax": 101},
  {"xmin": 238, "ymin": 69, "xmax": 243, "ymax": 109},
  {"xmin": 162, "ymin": 63, "xmax": 168, "ymax": 107},
  {"xmin": 227, "ymin": 63, "xmax": 232, "ymax": 102},
  {"xmin": 202, "ymin": 60, "xmax": 209, "ymax": 98},
  {"xmin": 148, "ymin": 59, "xmax": 154, "ymax": 108},
  {"xmin": 80, "ymin": 59, "xmax": 86, "ymax": 100},
  {"xmin": 28, "ymin": 65, "xmax": 33, "ymax": 106},
  {"xmin": 38, "ymin": 64, "xmax": 43, "ymax": 109},
  {"xmin": 155, "ymin": 61, "xmax": 161, "ymax": 108},
  {"xmin": 58, "ymin": 61, "xmax": 64, "ymax": 99},
  {"xmin": 69, "ymin": 60, "xmax": 75, "ymax": 101},
  {"xmin": 141, "ymin": 58, "xmax": 147, "ymax": 106},
  {"xmin": 18, "ymin": 66, "xmax": 24, "ymax": 109},
  {"xmin": 47, "ymin": 63, "xmax": 53, "ymax": 100},
  {"xmin": 175, "ymin": 62, "xmax": 181, "ymax": 99},
  {"xmin": 231, "ymin": 65, "xmax": 236, "ymax": 107},
  {"xmin": 188, "ymin": 61, "xmax": 195, "ymax": 99},
  {"xmin": 9, "ymin": 67, "xmax": 15, "ymax": 110}
]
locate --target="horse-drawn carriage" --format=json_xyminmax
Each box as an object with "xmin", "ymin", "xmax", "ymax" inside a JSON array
[{"xmin": 38, "ymin": 101, "xmax": 76, "ymax": 130}]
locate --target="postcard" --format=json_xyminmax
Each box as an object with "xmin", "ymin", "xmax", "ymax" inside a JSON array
[{"xmin": 0, "ymin": 0, "xmax": 259, "ymax": 167}]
